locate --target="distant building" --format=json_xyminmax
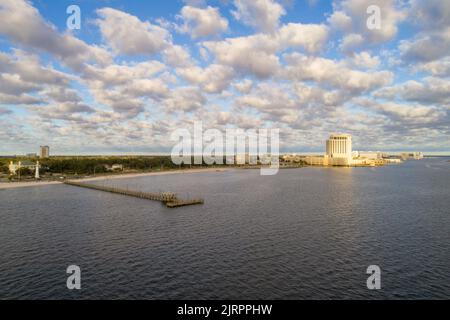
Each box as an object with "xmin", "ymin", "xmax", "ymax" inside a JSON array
[
  {"xmin": 304, "ymin": 134, "xmax": 354, "ymax": 166},
  {"xmin": 40, "ymin": 146, "xmax": 50, "ymax": 158},
  {"xmin": 400, "ymin": 152, "xmax": 424, "ymax": 160},
  {"xmin": 355, "ymin": 151, "xmax": 383, "ymax": 160},
  {"xmin": 302, "ymin": 134, "xmax": 387, "ymax": 167},
  {"xmin": 26, "ymin": 153, "xmax": 37, "ymax": 158},
  {"xmin": 384, "ymin": 158, "xmax": 402, "ymax": 164},
  {"xmin": 105, "ymin": 164, "xmax": 124, "ymax": 171},
  {"xmin": 288, "ymin": 134, "xmax": 420, "ymax": 167},
  {"xmin": 282, "ymin": 154, "xmax": 303, "ymax": 163},
  {"xmin": 304, "ymin": 155, "xmax": 329, "ymax": 166},
  {"xmin": 326, "ymin": 134, "xmax": 353, "ymax": 165}
]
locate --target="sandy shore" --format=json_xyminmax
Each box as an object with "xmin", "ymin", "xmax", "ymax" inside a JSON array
[
  {"xmin": 0, "ymin": 181, "xmax": 62, "ymax": 190},
  {"xmin": 0, "ymin": 167, "xmax": 229, "ymax": 190},
  {"xmin": 76, "ymin": 167, "xmax": 229, "ymax": 182}
]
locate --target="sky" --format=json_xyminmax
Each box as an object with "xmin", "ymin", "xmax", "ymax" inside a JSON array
[{"xmin": 0, "ymin": 0, "xmax": 449, "ymax": 155}]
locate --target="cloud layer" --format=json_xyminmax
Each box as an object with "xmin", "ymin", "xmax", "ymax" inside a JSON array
[{"xmin": 0, "ymin": 0, "xmax": 449, "ymax": 154}]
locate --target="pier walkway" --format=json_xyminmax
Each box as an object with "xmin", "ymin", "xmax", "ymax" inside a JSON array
[{"xmin": 64, "ymin": 181, "xmax": 204, "ymax": 208}]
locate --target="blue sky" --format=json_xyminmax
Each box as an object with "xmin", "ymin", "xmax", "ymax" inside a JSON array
[{"xmin": 0, "ymin": 0, "xmax": 449, "ymax": 155}]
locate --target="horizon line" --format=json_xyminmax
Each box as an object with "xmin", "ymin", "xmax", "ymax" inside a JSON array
[{"xmin": 2, "ymin": 151, "xmax": 450, "ymax": 157}]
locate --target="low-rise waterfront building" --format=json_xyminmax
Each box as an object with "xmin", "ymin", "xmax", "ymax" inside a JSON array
[
  {"xmin": 401, "ymin": 152, "xmax": 424, "ymax": 160},
  {"xmin": 282, "ymin": 154, "xmax": 304, "ymax": 163},
  {"xmin": 384, "ymin": 158, "xmax": 402, "ymax": 164},
  {"xmin": 105, "ymin": 164, "xmax": 124, "ymax": 171},
  {"xmin": 355, "ymin": 151, "xmax": 383, "ymax": 160},
  {"xmin": 304, "ymin": 155, "xmax": 329, "ymax": 166}
]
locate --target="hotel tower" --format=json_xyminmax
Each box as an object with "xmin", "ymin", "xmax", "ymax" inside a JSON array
[{"xmin": 326, "ymin": 134, "xmax": 353, "ymax": 165}]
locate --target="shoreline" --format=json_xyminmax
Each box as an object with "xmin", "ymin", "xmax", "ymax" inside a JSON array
[
  {"xmin": 74, "ymin": 167, "xmax": 230, "ymax": 182},
  {"xmin": 0, "ymin": 167, "xmax": 230, "ymax": 190},
  {"xmin": 0, "ymin": 181, "xmax": 62, "ymax": 190}
]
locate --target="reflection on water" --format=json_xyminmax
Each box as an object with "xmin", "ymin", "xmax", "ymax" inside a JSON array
[{"xmin": 0, "ymin": 158, "xmax": 449, "ymax": 299}]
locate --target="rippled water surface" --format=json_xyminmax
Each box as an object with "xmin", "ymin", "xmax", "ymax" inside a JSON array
[{"xmin": 1, "ymin": 158, "xmax": 449, "ymax": 299}]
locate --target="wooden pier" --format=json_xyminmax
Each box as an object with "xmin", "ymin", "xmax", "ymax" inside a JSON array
[{"xmin": 64, "ymin": 181, "xmax": 204, "ymax": 208}]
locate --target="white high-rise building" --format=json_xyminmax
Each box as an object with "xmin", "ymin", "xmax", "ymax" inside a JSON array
[
  {"xmin": 40, "ymin": 146, "xmax": 50, "ymax": 158},
  {"xmin": 326, "ymin": 134, "xmax": 353, "ymax": 165}
]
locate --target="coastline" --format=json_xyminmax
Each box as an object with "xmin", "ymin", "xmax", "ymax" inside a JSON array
[
  {"xmin": 0, "ymin": 167, "xmax": 230, "ymax": 190},
  {"xmin": 74, "ymin": 167, "xmax": 229, "ymax": 182},
  {"xmin": 0, "ymin": 181, "xmax": 62, "ymax": 190}
]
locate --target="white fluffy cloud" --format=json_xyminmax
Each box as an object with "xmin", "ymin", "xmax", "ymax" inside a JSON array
[
  {"xmin": 162, "ymin": 86, "xmax": 206, "ymax": 112},
  {"xmin": 0, "ymin": 73, "xmax": 40, "ymax": 95},
  {"xmin": 203, "ymin": 34, "xmax": 280, "ymax": 78},
  {"xmin": 97, "ymin": 7, "xmax": 170, "ymax": 56},
  {"xmin": 202, "ymin": 22, "xmax": 328, "ymax": 78},
  {"xmin": 0, "ymin": 93, "xmax": 42, "ymax": 105},
  {"xmin": 179, "ymin": 6, "xmax": 228, "ymax": 38},
  {"xmin": 370, "ymin": 101, "xmax": 445, "ymax": 124},
  {"xmin": 339, "ymin": 33, "xmax": 364, "ymax": 53},
  {"xmin": 232, "ymin": 0, "xmax": 285, "ymax": 33},
  {"xmin": 400, "ymin": 32, "xmax": 450, "ymax": 63},
  {"xmin": 329, "ymin": 0, "xmax": 407, "ymax": 51},
  {"xmin": 83, "ymin": 61, "xmax": 166, "ymax": 87},
  {"xmin": 327, "ymin": 10, "xmax": 352, "ymax": 31},
  {"xmin": 163, "ymin": 45, "xmax": 193, "ymax": 67},
  {"xmin": 349, "ymin": 51, "xmax": 380, "ymax": 69},
  {"xmin": 0, "ymin": 50, "xmax": 73, "ymax": 106},
  {"xmin": 278, "ymin": 23, "xmax": 329, "ymax": 53},
  {"xmin": 284, "ymin": 53, "xmax": 393, "ymax": 93},
  {"xmin": 0, "ymin": 0, "xmax": 111, "ymax": 70},
  {"xmin": 414, "ymin": 58, "xmax": 450, "ymax": 77},
  {"xmin": 0, "ymin": 50, "xmax": 70, "ymax": 86},
  {"xmin": 234, "ymin": 84, "xmax": 301, "ymax": 124},
  {"xmin": 233, "ymin": 79, "xmax": 253, "ymax": 94},
  {"xmin": 123, "ymin": 78, "xmax": 170, "ymax": 99},
  {"xmin": 177, "ymin": 64, "xmax": 235, "ymax": 93},
  {"xmin": 374, "ymin": 77, "xmax": 450, "ymax": 105},
  {"xmin": 34, "ymin": 102, "xmax": 95, "ymax": 120}
]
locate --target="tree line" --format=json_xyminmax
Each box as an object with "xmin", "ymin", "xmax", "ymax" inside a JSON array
[{"xmin": 0, "ymin": 156, "xmax": 216, "ymax": 176}]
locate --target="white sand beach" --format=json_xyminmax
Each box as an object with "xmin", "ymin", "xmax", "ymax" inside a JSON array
[
  {"xmin": 76, "ymin": 167, "xmax": 229, "ymax": 183},
  {"xmin": 0, "ymin": 181, "xmax": 62, "ymax": 190}
]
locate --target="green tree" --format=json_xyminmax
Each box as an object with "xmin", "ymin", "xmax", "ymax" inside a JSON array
[
  {"xmin": 0, "ymin": 165, "xmax": 9, "ymax": 174},
  {"xmin": 17, "ymin": 167, "xmax": 33, "ymax": 176}
]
